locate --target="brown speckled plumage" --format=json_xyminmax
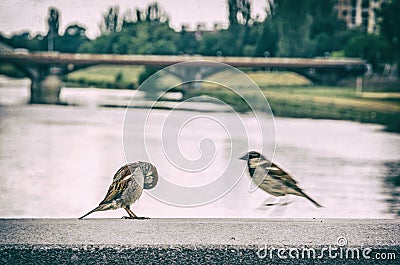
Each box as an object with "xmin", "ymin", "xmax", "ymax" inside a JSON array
[
  {"xmin": 79, "ymin": 161, "xmax": 158, "ymax": 219},
  {"xmin": 240, "ymin": 151, "xmax": 322, "ymax": 208}
]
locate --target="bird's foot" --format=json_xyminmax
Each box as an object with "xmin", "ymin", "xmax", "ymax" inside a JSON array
[
  {"xmin": 279, "ymin": 200, "xmax": 293, "ymax": 206},
  {"xmin": 264, "ymin": 202, "xmax": 279, "ymax": 207},
  {"xmin": 121, "ymin": 216, "xmax": 150, "ymax": 220},
  {"xmin": 135, "ymin": 216, "xmax": 150, "ymax": 220},
  {"xmin": 260, "ymin": 200, "xmax": 292, "ymax": 208}
]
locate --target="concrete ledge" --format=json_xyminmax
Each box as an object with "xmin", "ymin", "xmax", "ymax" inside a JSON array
[{"xmin": 1, "ymin": 219, "xmax": 399, "ymax": 264}]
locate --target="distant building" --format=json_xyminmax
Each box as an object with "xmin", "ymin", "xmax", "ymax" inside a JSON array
[
  {"xmin": 336, "ymin": 0, "xmax": 389, "ymax": 33},
  {"xmin": 193, "ymin": 23, "xmax": 225, "ymax": 41}
]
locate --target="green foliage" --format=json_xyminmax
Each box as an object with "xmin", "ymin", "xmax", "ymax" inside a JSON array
[
  {"xmin": 198, "ymin": 22, "xmax": 263, "ymax": 57},
  {"xmin": 145, "ymin": 2, "xmax": 169, "ymax": 23},
  {"xmin": 65, "ymin": 65, "xmax": 143, "ymax": 89},
  {"xmin": 79, "ymin": 34, "xmax": 114, "ymax": 53},
  {"xmin": 254, "ymin": 20, "xmax": 278, "ymax": 57},
  {"xmin": 0, "ymin": 32, "xmax": 46, "ymax": 51},
  {"xmin": 198, "ymin": 33, "xmax": 222, "ymax": 56},
  {"xmin": 100, "ymin": 6, "xmax": 121, "ymax": 34},
  {"xmin": 0, "ymin": 63, "xmax": 26, "ymax": 78},
  {"xmin": 125, "ymin": 22, "xmax": 177, "ymax": 55},
  {"xmin": 228, "ymin": 0, "xmax": 252, "ymax": 27},
  {"xmin": 344, "ymin": 34, "xmax": 391, "ymax": 71},
  {"xmin": 81, "ymin": 19, "xmax": 177, "ymax": 55},
  {"xmin": 46, "ymin": 7, "xmax": 60, "ymax": 51},
  {"xmin": 272, "ymin": 0, "xmax": 346, "ymax": 57},
  {"xmin": 191, "ymin": 84, "xmax": 400, "ymax": 132},
  {"xmin": 138, "ymin": 67, "xmax": 161, "ymax": 85},
  {"xmin": 379, "ymin": 0, "xmax": 400, "ymax": 52},
  {"xmin": 378, "ymin": 0, "xmax": 400, "ymax": 73},
  {"xmin": 176, "ymin": 26, "xmax": 198, "ymax": 54},
  {"xmin": 273, "ymin": 0, "xmax": 312, "ymax": 57},
  {"xmin": 47, "ymin": 7, "xmax": 60, "ymax": 35},
  {"xmin": 2, "ymin": 0, "xmax": 399, "ymax": 78},
  {"xmin": 115, "ymin": 71, "xmax": 123, "ymax": 83},
  {"xmin": 56, "ymin": 24, "xmax": 90, "ymax": 53},
  {"xmin": 0, "ymin": 15, "xmax": 89, "ymax": 53}
]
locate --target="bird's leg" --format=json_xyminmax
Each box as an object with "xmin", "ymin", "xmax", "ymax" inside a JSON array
[
  {"xmin": 258, "ymin": 196, "xmax": 293, "ymax": 215},
  {"xmin": 265, "ymin": 196, "xmax": 292, "ymax": 217},
  {"xmin": 278, "ymin": 196, "xmax": 293, "ymax": 206},
  {"xmin": 258, "ymin": 196, "xmax": 279, "ymax": 209},
  {"xmin": 269, "ymin": 197, "xmax": 288, "ymax": 217},
  {"xmin": 263, "ymin": 196, "xmax": 280, "ymax": 207},
  {"xmin": 123, "ymin": 206, "xmax": 137, "ymax": 219},
  {"xmin": 122, "ymin": 206, "xmax": 149, "ymax": 220}
]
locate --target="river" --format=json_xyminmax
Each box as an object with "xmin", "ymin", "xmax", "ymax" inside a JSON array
[{"xmin": 0, "ymin": 76, "xmax": 399, "ymax": 218}]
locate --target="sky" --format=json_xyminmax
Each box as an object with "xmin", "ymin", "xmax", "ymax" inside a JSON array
[{"xmin": 0, "ymin": 0, "xmax": 268, "ymax": 39}]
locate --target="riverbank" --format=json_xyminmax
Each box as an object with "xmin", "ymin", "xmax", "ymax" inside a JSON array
[
  {"xmin": 2, "ymin": 65, "xmax": 399, "ymax": 132},
  {"xmin": 189, "ymin": 85, "xmax": 400, "ymax": 133},
  {"xmin": 64, "ymin": 66, "xmax": 400, "ymax": 132}
]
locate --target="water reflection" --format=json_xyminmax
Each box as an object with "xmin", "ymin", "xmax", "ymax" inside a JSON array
[
  {"xmin": 382, "ymin": 161, "xmax": 400, "ymax": 216},
  {"xmin": 0, "ymin": 76, "xmax": 399, "ymax": 218}
]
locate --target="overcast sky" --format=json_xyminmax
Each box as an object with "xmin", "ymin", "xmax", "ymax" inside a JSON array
[{"xmin": 0, "ymin": 0, "xmax": 268, "ymax": 39}]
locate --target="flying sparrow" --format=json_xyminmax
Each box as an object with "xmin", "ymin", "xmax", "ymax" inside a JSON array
[
  {"xmin": 240, "ymin": 151, "xmax": 322, "ymax": 208},
  {"xmin": 79, "ymin": 161, "xmax": 158, "ymax": 219}
]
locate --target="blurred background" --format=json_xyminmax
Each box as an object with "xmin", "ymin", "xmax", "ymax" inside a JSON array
[{"xmin": 0, "ymin": 0, "xmax": 399, "ymax": 218}]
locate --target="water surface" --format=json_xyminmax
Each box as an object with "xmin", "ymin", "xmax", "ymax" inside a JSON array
[{"xmin": 1, "ymin": 76, "xmax": 399, "ymax": 218}]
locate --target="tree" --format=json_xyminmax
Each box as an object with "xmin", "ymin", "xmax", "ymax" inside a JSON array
[
  {"xmin": 57, "ymin": 24, "xmax": 89, "ymax": 53},
  {"xmin": 272, "ymin": 0, "xmax": 315, "ymax": 57},
  {"xmin": 207, "ymin": 0, "xmax": 255, "ymax": 56},
  {"xmin": 255, "ymin": 19, "xmax": 278, "ymax": 57},
  {"xmin": 238, "ymin": 0, "xmax": 251, "ymax": 26},
  {"xmin": 308, "ymin": 0, "xmax": 347, "ymax": 55},
  {"xmin": 378, "ymin": 0, "xmax": 400, "ymax": 74},
  {"xmin": 228, "ymin": 0, "xmax": 239, "ymax": 27},
  {"xmin": 1, "ymin": 32, "xmax": 45, "ymax": 51},
  {"xmin": 82, "ymin": 3, "xmax": 177, "ymax": 55},
  {"xmin": 268, "ymin": 0, "xmax": 347, "ymax": 57},
  {"xmin": 228, "ymin": 0, "xmax": 252, "ymax": 27},
  {"xmin": 198, "ymin": 32, "xmax": 224, "ymax": 56},
  {"xmin": 176, "ymin": 25, "xmax": 198, "ymax": 55},
  {"xmin": 47, "ymin": 7, "xmax": 60, "ymax": 51},
  {"xmin": 344, "ymin": 34, "xmax": 391, "ymax": 72},
  {"xmin": 47, "ymin": 7, "xmax": 60, "ymax": 35},
  {"xmin": 101, "ymin": 6, "xmax": 121, "ymax": 34},
  {"xmin": 145, "ymin": 2, "xmax": 169, "ymax": 24}
]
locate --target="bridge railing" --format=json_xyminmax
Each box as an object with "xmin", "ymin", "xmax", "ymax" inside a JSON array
[{"xmin": 0, "ymin": 51, "xmax": 367, "ymax": 104}]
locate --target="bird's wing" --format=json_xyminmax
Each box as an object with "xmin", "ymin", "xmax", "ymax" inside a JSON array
[
  {"xmin": 267, "ymin": 163, "xmax": 308, "ymax": 195},
  {"xmin": 267, "ymin": 162, "xmax": 297, "ymax": 182},
  {"xmin": 142, "ymin": 162, "xmax": 158, "ymax": 189},
  {"xmin": 115, "ymin": 162, "xmax": 142, "ymax": 180},
  {"xmin": 99, "ymin": 163, "xmax": 137, "ymax": 205},
  {"xmin": 99, "ymin": 162, "xmax": 158, "ymax": 204},
  {"xmin": 257, "ymin": 160, "xmax": 296, "ymax": 180},
  {"xmin": 258, "ymin": 161, "xmax": 299, "ymax": 188}
]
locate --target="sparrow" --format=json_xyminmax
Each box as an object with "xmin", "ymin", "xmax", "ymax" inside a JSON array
[
  {"xmin": 240, "ymin": 151, "xmax": 322, "ymax": 208},
  {"xmin": 79, "ymin": 161, "xmax": 158, "ymax": 219}
]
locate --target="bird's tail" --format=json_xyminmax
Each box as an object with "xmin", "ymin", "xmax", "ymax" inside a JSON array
[
  {"xmin": 78, "ymin": 204, "xmax": 110, "ymax": 220},
  {"xmin": 300, "ymin": 191, "xmax": 323, "ymax": 208}
]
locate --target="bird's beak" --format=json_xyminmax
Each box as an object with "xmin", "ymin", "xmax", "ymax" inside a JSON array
[{"xmin": 239, "ymin": 154, "xmax": 248, "ymax": 160}]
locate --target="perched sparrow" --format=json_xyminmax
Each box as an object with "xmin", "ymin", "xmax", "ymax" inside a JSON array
[
  {"xmin": 240, "ymin": 151, "xmax": 322, "ymax": 208},
  {"xmin": 79, "ymin": 161, "xmax": 158, "ymax": 219}
]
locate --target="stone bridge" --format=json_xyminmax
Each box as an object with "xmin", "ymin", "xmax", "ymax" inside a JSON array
[{"xmin": 0, "ymin": 50, "xmax": 367, "ymax": 104}]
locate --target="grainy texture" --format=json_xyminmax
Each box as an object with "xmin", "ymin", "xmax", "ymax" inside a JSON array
[{"xmin": 1, "ymin": 219, "xmax": 399, "ymax": 264}]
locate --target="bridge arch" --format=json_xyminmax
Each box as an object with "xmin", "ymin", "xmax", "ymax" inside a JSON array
[{"xmin": 0, "ymin": 50, "xmax": 367, "ymax": 104}]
